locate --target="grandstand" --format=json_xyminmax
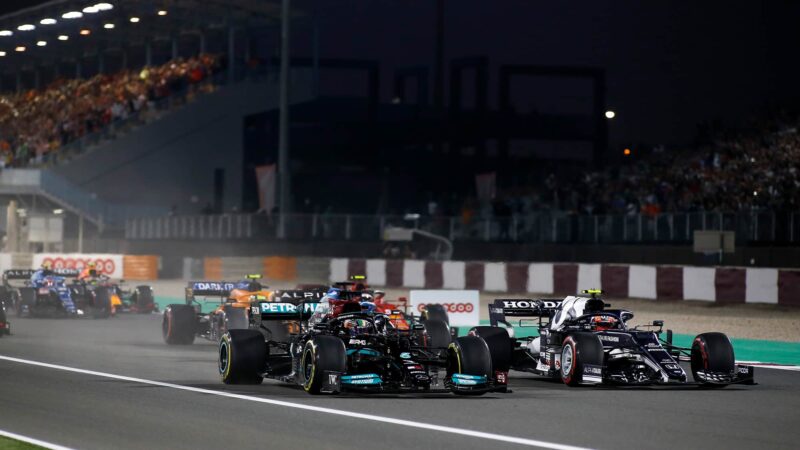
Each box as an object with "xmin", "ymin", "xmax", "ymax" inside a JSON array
[{"xmin": 0, "ymin": 0, "xmax": 796, "ymax": 268}]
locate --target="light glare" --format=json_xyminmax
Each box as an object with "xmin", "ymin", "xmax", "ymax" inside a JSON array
[
  {"xmin": 0, "ymin": 30, "xmax": 12, "ymax": 36},
  {"xmin": 40, "ymin": 18, "xmax": 57, "ymax": 25},
  {"xmin": 17, "ymin": 24, "xmax": 36, "ymax": 31},
  {"xmin": 62, "ymin": 11, "xmax": 83, "ymax": 19},
  {"xmin": 58, "ymin": 35, "xmax": 69, "ymax": 41},
  {"xmin": 103, "ymin": 23, "xmax": 115, "ymax": 29}
]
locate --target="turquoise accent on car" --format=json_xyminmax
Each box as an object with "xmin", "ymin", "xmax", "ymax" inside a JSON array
[
  {"xmin": 346, "ymin": 348, "xmax": 381, "ymax": 357},
  {"xmin": 451, "ymin": 373, "xmax": 487, "ymax": 385},
  {"xmin": 341, "ymin": 373, "xmax": 382, "ymax": 385}
]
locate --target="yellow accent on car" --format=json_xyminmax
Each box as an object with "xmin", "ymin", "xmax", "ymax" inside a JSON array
[{"xmin": 245, "ymin": 274, "xmax": 262, "ymax": 279}]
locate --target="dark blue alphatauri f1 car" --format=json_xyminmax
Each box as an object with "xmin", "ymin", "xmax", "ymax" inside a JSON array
[
  {"xmin": 218, "ymin": 289, "xmax": 502, "ymax": 395},
  {"xmin": 470, "ymin": 290, "xmax": 755, "ymax": 387}
]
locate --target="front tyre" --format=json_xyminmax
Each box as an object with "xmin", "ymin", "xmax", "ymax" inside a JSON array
[
  {"xmin": 301, "ymin": 335, "xmax": 346, "ymax": 395},
  {"xmin": 560, "ymin": 333, "xmax": 604, "ymax": 387},
  {"xmin": 446, "ymin": 336, "xmax": 492, "ymax": 396},
  {"xmin": 219, "ymin": 330, "xmax": 266, "ymax": 384},
  {"xmin": 691, "ymin": 332, "xmax": 735, "ymax": 386}
]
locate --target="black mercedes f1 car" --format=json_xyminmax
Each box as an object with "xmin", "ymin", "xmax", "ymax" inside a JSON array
[
  {"xmin": 218, "ymin": 292, "xmax": 502, "ymax": 395},
  {"xmin": 470, "ymin": 290, "xmax": 755, "ymax": 387}
]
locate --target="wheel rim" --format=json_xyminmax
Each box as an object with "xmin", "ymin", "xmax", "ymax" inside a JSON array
[
  {"xmin": 219, "ymin": 341, "xmax": 229, "ymax": 374},
  {"xmin": 302, "ymin": 348, "xmax": 314, "ymax": 387},
  {"xmin": 162, "ymin": 312, "xmax": 171, "ymax": 338},
  {"xmin": 561, "ymin": 343, "xmax": 574, "ymax": 376}
]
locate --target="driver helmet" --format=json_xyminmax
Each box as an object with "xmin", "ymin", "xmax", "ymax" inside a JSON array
[
  {"xmin": 41, "ymin": 261, "xmax": 52, "ymax": 270},
  {"xmin": 591, "ymin": 314, "xmax": 619, "ymax": 331},
  {"xmin": 343, "ymin": 318, "xmax": 371, "ymax": 334},
  {"xmin": 360, "ymin": 301, "xmax": 377, "ymax": 314},
  {"xmin": 87, "ymin": 261, "xmax": 96, "ymax": 269}
]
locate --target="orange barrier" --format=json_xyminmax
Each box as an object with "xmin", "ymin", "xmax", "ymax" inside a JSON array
[
  {"xmin": 263, "ymin": 256, "xmax": 297, "ymax": 281},
  {"xmin": 122, "ymin": 255, "xmax": 159, "ymax": 280},
  {"xmin": 204, "ymin": 257, "xmax": 222, "ymax": 279}
]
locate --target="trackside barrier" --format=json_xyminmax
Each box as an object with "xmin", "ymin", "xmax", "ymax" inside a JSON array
[{"xmin": 329, "ymin": 258, "xmax": 800, "ymax": 306}]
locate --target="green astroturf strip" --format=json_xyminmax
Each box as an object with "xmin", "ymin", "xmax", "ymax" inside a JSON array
[
  {"xmin": 0, "ymin": 436, "xmax": 44, "ymax": 450},
  {"xmin": 475, "ymin": 320, "xmax": 800, "ymax": 366}
]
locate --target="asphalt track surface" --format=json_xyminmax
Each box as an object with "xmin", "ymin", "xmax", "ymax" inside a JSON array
[{"xmin": 0, "ymin": 315, "xmax": 798, "ymax": 450}]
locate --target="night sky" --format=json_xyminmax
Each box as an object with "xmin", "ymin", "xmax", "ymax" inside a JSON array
[{"xmin": 3, "ymin": 0, "xmax": 799, "ymax": 150}]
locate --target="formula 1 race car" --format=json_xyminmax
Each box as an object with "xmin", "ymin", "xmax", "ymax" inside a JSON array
[
  {"xmin": 72, "ymin": 274, "xmax": 157, "ymax": 315},
  {"xmin": 0, "ymin": 269, "xmax": 28, "ymax": 313},
  {"xmin": 470, "ymin": 290, "xmax": 755, "ymax": 387},
  {"xmin": 15, "ymin": 269, "xmax": 113, "ymax": 319},
  {"xmin": 218, "ymin": 288, "xmax": 502, "ymax": 395},
  {"xmin": 163, "ymin": 275, "xmax": 291, "ymax": 345}
]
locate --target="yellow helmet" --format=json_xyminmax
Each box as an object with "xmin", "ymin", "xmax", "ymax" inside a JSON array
[
  {"xmin": 87, "ymin": 262, "xmax": 96, "ymax": 269},
  {"xmin": 41, "ymin": 261, "xmax": 52, "ymax": 270}
]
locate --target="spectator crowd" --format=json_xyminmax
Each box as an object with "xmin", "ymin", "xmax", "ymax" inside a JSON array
[
  {"xmin": 0, "ymin": 53, "xmax": 221, "ymax": 168},
  {"xmin": 458, "ymin": 111, "xmax": 800, "ymax": 219}
]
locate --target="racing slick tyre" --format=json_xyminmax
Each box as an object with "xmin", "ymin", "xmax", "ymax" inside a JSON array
[
  {"xmin": 133, "ymin": 286, "xmax": 156, "ymax": 313},
  {"xmin": 92, "ymin": 287, "xmax": 113, "ymax": 319},
  {"xmin": 222, "ymin": 306, "xmax": 249, "ymax": 332},
  {"xmin": 422, "ymin": 304, "xmax": 449, "ymax": 323},
  {"xmin": 301, "ymin": 335, "xmax": 347, "ymax": 395},
  {"xmin": 219, "ymin": 329, "xmax": 266, "ymax": 384},
  {"xmin": 469, "ymin": 326, "xmax": 513, "ymax": 372},
  {"xmin": 560, "ymin": 333, "xmax": 604, "ymax": 387},
  {"xmin": 446, "ymin": 336, "xmax": 493, "ymax": 396},
  {"xmin": 16, "ymin": 288, "xmax": 35, "ymax": 318},
  {"xmin": 422, "ymin": 319, "xmax": 452, "ymax": 350},
  {"xmin": 162, "ymin": 304, "xmax": 197, "ymax": 345},
  {"xmin": 691, "ymin": 332, "xmax": 735, "ymax": 386}
]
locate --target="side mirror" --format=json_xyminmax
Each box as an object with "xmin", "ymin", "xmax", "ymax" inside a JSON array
[
  {"xmin": 412, "ymin": 323, "xmax": 425, "ymax": 331},
  {"xmin": 119, "ymin": 279, "xmax": 126, "ymax": 284},
  {"xmin": 652, "ymin": 320, "xmax": 664, "ymax": 327}
]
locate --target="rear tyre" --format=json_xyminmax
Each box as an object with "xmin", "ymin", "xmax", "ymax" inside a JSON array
[
  {"xmin": 691, "ymin": 332, "xmax": 735, "ymax": 386},
  {"xmin": 162, "ymin": 304, "xmax": 197, "ymax": 345},
  {"xmin": 422, "ymin": 319, "xmax": 451, "ymax": 349},
  {"xmin": 16, "ymin": 288, "xmax": 35, "ymax": 318},
  {"xmin": 301, "ymin": 335, "xmax": 346, "ymax": 395},
  {"xmin": 219, "ymin": 329, "xmax": 266, "ymax": 384},
  {"xmin": 560, "ymin": 333, "xmax": 604, "ymax": 387},
  {"xmin": 469, "ymin": 326, "xmax": 513, "ymax": 372},
  {"xmin": 92, "ymin": 287, "xmax": 112, "ymax": 319},
  {"xmin": 446, "ymin": 336, "xmax": 493, "ymax": 396},
  {"xmin": 422, "ymin": 304, "xmax": 449, "ymax": 323},
  {"xmin": 135, "ymin": 286, "xmax": 156, "ymax": 313}
]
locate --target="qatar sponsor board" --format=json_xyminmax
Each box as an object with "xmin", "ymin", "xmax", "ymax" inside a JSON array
[
  {"xmin": 32, "ymin": 253, "xmax": 123, "ymax": 278},
  {"xmin": 409, "ymin": 290, "xmax": 479, "ymax": 327}
]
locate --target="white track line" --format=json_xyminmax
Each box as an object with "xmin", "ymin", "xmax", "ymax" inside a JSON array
[
  {"xmin": 0, "ymin": 355, "xmax": 591, "ymax": 450},
  {"xmin": 0, "ymin": 429, "xmax": 76, "ymax": 450}
]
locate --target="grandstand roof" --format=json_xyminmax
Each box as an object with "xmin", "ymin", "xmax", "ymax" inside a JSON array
[{"xmin": 0, "ymin": 0, "xmax": 284, "ymax": 70}]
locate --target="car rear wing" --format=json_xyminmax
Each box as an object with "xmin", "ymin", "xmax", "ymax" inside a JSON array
[
  {"xmin": 269, "ymin": 289, "xmax": 326, "ymax": 302},
  {"xmin": 4, "ymin": 269, "xmax": 35, "ymax": 280},
  {"xmin": 185, "ymin": 281, "xmax": 236, "ymax": 301},
  {"xmin": 256, "ymin": 300, "xmax": 322, "ymax": 321},
  {"xmin": 489, "ymin": 298, "xmax": 563, "ymax": 327}
]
